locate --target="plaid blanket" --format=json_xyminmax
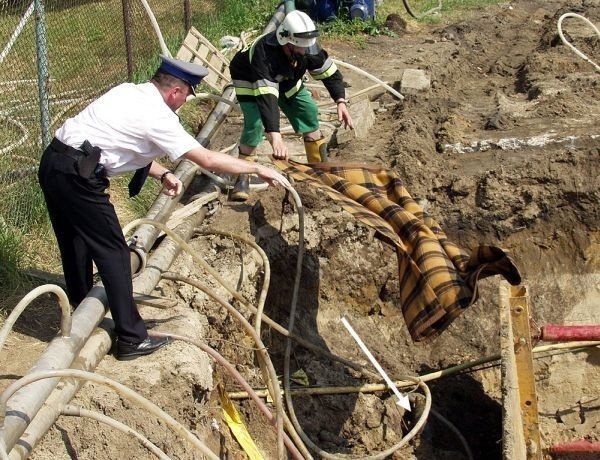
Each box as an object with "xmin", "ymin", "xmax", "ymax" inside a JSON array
[{"xmin": 273, "ymin": 160, "xmax": 521, "ymax": 343}]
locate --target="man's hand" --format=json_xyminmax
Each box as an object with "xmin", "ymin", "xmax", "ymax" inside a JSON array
[
  {"xmin": 256, "ymin": 165, "xmax": 291, "ymax": 189},
  {"xmin": 161, "ymin": 172, "xmax": 183, "ymax": 197},
  {"xmin": 336, "ymin": 100, "xmax": 354, "ymax": 130},
  {"xmin": 267, "ymin": 132, "xmax": 289, "ymax": 160}
]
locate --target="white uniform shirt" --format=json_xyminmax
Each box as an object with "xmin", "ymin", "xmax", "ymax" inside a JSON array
[{"xmin": 55, "ymin": 82, "xmax": 199, "ymax": 176}]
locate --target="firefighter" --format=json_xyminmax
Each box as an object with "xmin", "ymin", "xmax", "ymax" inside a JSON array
[{"xmin": 229, "ymin": 9, "xmax": 354, "ymax": 201}]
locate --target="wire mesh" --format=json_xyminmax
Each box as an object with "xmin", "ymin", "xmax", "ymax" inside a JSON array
[{"xmin": 0, "ymin": 0, "xmax": 198, "ymax": 285}]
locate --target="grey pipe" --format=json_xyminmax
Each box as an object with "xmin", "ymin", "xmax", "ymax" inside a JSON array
[
  {"xmin": 267, "ymin": 3, "xmax": 286, "ymax": 34},
  {"xmin": 8, "ymin": 324, "xmax": 113, "ymax": 460},
  {"xmin": 1, "ymin": 288, "xmax": 107, "ymax": 452},
  {"xmin": 128, "ymin": 163, "xmax": 200, "ymax": 254},
  {"xmin": 131, "ymin": 206, "xmax": 209, "ymax": 294}
]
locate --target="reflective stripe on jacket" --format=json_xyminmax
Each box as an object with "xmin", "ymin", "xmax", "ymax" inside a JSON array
[{"xmin": 229, "ymin": 31, "xmax": 345, "ymax": 133}]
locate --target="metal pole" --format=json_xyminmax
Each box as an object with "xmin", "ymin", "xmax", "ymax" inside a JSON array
[
  {"xmin": 283, "ymin": 0, "xmax": 296, "ymax": 14},
  {"xmin": 551, "ymin": 439, "xmax": 600, "ymax": 454},
  {"xmin": 540, "ymin": 325, "xmax": 600, "ymax": 342},
  {"xmin": 184, "ymin": 0, "xmax": 191, "ymax": 34},
  {"xmin": 33, "ymin": 0, "xmax": 51, "ymax": 149},
  {"xmin": 121, "ymin": 0, "xmax": 134, "ymax": 80}
]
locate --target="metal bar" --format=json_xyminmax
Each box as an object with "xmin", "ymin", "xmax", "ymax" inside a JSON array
[
  {"xmin": 541, "ymin": 325, "xmax": 600, "ymax": 342},
  {"xmin": 500, "ymin": 281, "xmax": 528, "ymax": 460},
  {"xmin": 551, "ymin": 439, "xmax": 600, "ymax": 454},
  {"xmin": 283, "ymin": 0, "xmax": 296, "ymax": 14},
  {"xmin": 508, "ymin": 285, "xmax": 542, "ymax": 460},
  {"xmin": 121, "ymin": 0, "xmax": 134, "ymax": 80},
  {"xmin": 183, "ymin": 0, "xmax": 191, "ymax": 33},
  {"xmin": 33, "ymin": 0, "xmax": 51, "ymax": 149}
]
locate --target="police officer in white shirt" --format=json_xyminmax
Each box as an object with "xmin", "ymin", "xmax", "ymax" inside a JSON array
[{"xmin": 38, "ymin": 55, "xmax": 290, "ymax": 361}]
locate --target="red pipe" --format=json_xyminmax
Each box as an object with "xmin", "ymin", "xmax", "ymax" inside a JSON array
[
  {"xmin": 540, "ymin": 325, "xmax": 600, "ymax": 342},
  {"xmin": 551, "ymin": 439, "xmax": 600, "ymax": 454}
]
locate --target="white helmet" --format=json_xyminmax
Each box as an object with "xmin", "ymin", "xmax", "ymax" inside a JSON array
[{"xmin": 276, "ymin": 10, "xmax": 319, "ymax": 48}]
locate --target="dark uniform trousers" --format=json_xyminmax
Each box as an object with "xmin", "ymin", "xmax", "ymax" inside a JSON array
[{"xmin": 38, "ymin": 138, "xmax": 147, "ymax": 343}]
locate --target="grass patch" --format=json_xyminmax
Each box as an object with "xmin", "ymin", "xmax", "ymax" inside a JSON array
[
  {"xmin": 189, "ymin": 0, "xmax": 280, "ymax": 44},
  {"xmin": 0, "ymin": 218, "xmax": 29, "ymax": 297},
  {"xmin": 320, "ymin": 16, "xmax": 396, "ymax": 47}
]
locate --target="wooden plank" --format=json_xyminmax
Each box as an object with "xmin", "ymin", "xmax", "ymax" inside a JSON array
[
  {"xmin": 182, "ymin": 42, "xmax": 230, "ymax": 83},
  {"xmin": 189, "ymin": 27, "xmax": 229, "ymax": 64},
  {"xmin": 164, "ymin": 190, "xmax": 220, "ymax": 233},
  {"xmin": 176, "ymin": 28, "xmax": 232, "ymax": 93},
  {"xmin": 209, "ymin": 54, "xmax": 227, "ymax": 74},
  {"xmin": 335, "ymin": 94, "xmax": 375, "ymax": 144}
]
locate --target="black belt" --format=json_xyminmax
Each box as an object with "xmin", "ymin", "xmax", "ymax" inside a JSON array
[
  {"xmin": 49, "ymin": 137, "xmax": 106, "ymax": 178},
  {"xmin": 50, "ymin": 137, "xmax": 83, "ymax": 159}
]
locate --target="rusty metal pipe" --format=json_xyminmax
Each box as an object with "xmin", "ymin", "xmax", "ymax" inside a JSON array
[
  {"xmin": 551, "ymin": 439, "xmax": 600, "ymax": 454},
  {"xmin": 541, "ymin": 325, "xmax": 600, "ymax": 342}
]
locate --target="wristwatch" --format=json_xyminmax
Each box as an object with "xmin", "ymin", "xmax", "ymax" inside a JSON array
[{"xmin": 160, "ymin": 170, "xmax": 173, "ymax": 183}]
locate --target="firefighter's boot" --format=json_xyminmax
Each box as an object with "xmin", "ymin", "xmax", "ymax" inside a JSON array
[{"xmin": 304, "ymin": 137, "xmax": 328, "ymax": 162}]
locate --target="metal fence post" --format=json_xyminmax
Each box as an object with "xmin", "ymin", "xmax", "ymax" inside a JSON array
[
  {"xmin": 33, "ymin": 0, "xmax": 50, "ymax": 149},
  {"xmin": 184, "ymin": 0, "xmax": 191, "ymax": 35},
  {"xmin": 122, "ymin": 0, "xmax": 134, "ymax": 80}
]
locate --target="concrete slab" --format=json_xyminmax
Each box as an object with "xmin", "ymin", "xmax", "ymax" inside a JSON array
[{"xmin": 400, "ymin": 68, "xmax": 431, "ymax": 95}]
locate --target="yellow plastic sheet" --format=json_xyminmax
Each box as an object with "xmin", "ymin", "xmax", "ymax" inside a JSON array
[{"xmin": 218, "ymin": 383, "xmax": 264, "ymax": 460}]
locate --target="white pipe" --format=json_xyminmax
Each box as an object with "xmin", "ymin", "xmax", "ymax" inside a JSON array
[
  {"xmin": 139, "ymin": 0, "xmax": 170, "ymax": 57},
  {"xmin": 0, "ymin": 117, "xmax": 29, "ymax": 156},
  {"xmin": 61, "ymin": 405, "xmax": 172, "ymax": 460},
  {"xmin": 0, "ymin": 286, "xmax": 108, "ymax": 453},
  {"xmin": 7, "ymin": 325, "xmax": 112, "ymax": 460},
  {"xmin": 332, "ymin": 58, "xmax": 404, "ymax": 100},
  {"xmin": 190, "ymin": 92, "xmax": 240, "ymax": 107},
  {"xmin": 557, "ymin": 13, "xmax": 600, "ymax": 72},
  {"xmin": 0, "ymin": 370, "xmax": 219, "ymax": 460},
  {"xmin": 0, "ymin": 80, "xmax": 38, "ymax": 86},
  {"xmin": 0, "ymin": 285, "xmax": 71, "ymax": 352}
]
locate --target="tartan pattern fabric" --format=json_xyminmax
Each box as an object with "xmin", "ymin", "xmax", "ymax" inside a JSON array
[{"xmin": 274, "ymin": 160, "xmax": 522, "ymax": 342}]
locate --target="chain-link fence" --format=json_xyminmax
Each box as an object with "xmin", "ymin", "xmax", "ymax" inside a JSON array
[{"xmin": 0, "ymin": 0, "xmax": 218, "ymax": 289}]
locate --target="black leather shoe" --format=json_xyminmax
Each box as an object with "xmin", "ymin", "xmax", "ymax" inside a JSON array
[{"xmin": 115, "ymin": 336, "xmax": 170, "ymax": 361}]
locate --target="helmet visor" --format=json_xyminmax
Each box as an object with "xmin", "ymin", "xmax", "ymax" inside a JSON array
[
  {"xmin": 294, "ymin": 30, "xmax": 320, "ymax": 40},
  {"xmin": 305, "ymin": 43, "xmax": 322, "ymax": 55}
]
